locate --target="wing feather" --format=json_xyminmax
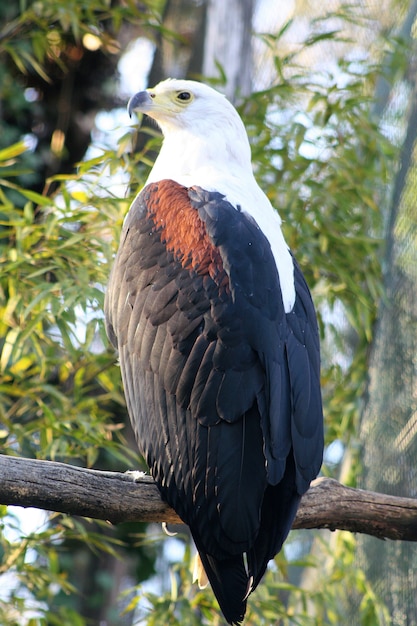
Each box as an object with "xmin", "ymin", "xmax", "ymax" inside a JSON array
[
  {"xmin": 105, "ymin": 181, "xmax": 323, "ymax": 625},
  {"xmin": 215, "ymin": 409, "xmax": 266, "ymax": 545}
]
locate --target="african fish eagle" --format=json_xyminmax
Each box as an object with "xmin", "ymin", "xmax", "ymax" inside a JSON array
[{"xmin": 105, "ymin": 78, "xmax": 324, "ymax": 625}]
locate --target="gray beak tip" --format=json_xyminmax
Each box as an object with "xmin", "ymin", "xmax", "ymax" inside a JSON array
[{"xmin": 127, "ymin": 91, "xmax": 152, "ymax": 118}]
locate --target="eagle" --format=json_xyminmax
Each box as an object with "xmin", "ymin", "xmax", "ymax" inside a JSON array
[{"xmin": 105, "ymin": 78, "xmax": 323, "ymax": 625}]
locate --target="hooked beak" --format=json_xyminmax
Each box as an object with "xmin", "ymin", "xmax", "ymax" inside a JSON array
[{"xmin": 127, "ymin": 91, "xmax": 153, "ymax": 118}]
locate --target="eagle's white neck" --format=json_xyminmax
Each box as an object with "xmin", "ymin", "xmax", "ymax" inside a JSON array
[
  {"xmin": 148, "ymin": 112, "xmax": 253, "ymax": 183},
  {"xmin": 145, "ymin": 125, "xmax": 296, "ymax": 313}
]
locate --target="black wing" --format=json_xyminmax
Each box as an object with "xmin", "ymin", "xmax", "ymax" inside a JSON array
[{"xmin": 105, "ymin": 181, "xmax": 323, "ymax": 624}]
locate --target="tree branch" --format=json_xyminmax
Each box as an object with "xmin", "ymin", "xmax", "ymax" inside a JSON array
[{"xmin": 1, "ymin": 454, "xmax": 417, "ymax": 540}]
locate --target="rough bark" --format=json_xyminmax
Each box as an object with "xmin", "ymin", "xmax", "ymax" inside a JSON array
[
  {"xmin": 1, "ymin": 454, "xmax": 417, "ymax": 540},
  {"xmin": 202, "ymin": 0, "xmax": 253, "ymax": 101}
]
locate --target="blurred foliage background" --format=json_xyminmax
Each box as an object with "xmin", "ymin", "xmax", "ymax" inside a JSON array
[{"xmin": 0, "ymin": 0, "xmax": 416, "ymax": 624}]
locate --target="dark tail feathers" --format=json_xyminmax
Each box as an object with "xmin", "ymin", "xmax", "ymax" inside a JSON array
[
  {"xmin": 191, "ymin": 457, "xmax": 301, "ymax": 623},
  {"xmin": 193, "ymin": 543, "xmax": 250, "ymax": 625}
]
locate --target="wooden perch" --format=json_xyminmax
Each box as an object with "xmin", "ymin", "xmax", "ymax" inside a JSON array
[{"xmin": 1, "ymin": 453, "xmax": 417, "ymax": 541}]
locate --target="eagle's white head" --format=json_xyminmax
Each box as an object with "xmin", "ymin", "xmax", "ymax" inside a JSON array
[
  {"xmin": 128, "ymin": 78, "xmax": 253, "ymax": 179},
  {"xmin": 128, "ymin": 78, "xmax": 296, "ymax": 312}
]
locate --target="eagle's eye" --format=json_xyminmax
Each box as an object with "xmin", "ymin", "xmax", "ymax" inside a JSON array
[{"xmin": 177, "ymin": 91, "xmax": 191, "ymax": 101}]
